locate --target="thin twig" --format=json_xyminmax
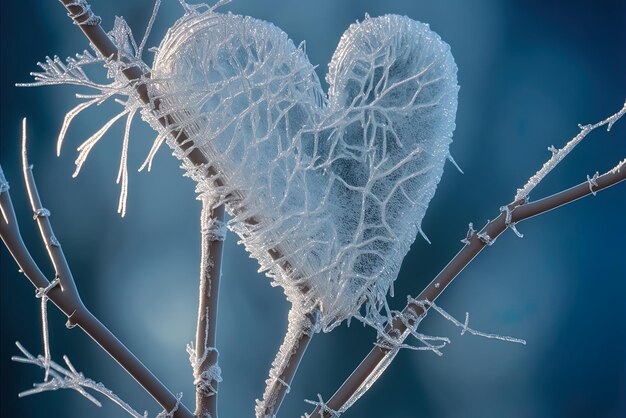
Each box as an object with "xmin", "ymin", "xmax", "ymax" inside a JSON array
[
  {"xmin": 191, "ymin": 196, "xmax": 226, "ymax": 418},
  {"xmin": 256, "ymin": 308, "xmax": 320, "ymax": 418},
  {"xmin": 308, "ymin": 109, "xmax": 626, "ymax": 417},
  {"xmin": 0, "ymin": 121, "xmax": 195, "ymax": 418},
  {"xmin": 13, "ymin": 342, "xmax": 147, "ymax": 418}
]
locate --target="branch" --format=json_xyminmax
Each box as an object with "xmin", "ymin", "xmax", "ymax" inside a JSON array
[
  {"xmin": 51, "ymin": 6, "xmax": 309, "ymax": 415},
  {"xmin": 0, "ymin": 120, "xmax": 194, "ymax": 418},
  {"xmin": 12, "ymin": 342, "xmax": 148, "ymax": 418},
  {"xmin": 188, "ymin": 195, "xmax": 226, "ymax": 418},
  {"xmin": 307, "ymin": 105, "xmax": 626, "ymax": 417},
  {"xmin": 256, "ymin": 308, "xmax": 320, "ymax": 418}
]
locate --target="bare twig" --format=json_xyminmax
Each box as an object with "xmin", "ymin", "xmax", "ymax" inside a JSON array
[
  {"xmin": 189, "ymin": 195, "xmax": 226, "ymax": 418},
  {"xmin": 0, "ymin": 121, "xmax": 194, "ymax": 418},
  {"xmin": 308, "ymin": 105, "xmax": 626, "ymax": 417}
]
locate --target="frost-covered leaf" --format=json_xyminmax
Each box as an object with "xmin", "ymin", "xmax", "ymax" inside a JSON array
[{"xmin": 149, "ymin": 11, "xmax": 459, "ymax": 330}]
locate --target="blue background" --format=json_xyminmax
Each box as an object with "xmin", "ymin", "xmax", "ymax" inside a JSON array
[{"xmin": 1, "ymin": 1, "xmax": 625, "ymax": 417}]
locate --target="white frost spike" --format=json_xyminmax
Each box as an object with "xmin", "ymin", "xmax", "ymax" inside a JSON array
[
  {"xmin": 410, "ymin": 299, "xmax": 527, "ymax": 345},
  {"xmin": 610, "ymin": 158, "xmax": 626, "ymax": 174},
  {"xmin": 139, "ymin": 130, "xmax": 169, "ymax": 172},
  {"xmin": 303, "ymin": 394, "xmax": 341, "ymax": 418},
  {"xmin": 587, "ymin": 171, "xmax": 599, "ymax": 196},
  {"xmin": 57, "ymin": 97, "xmax": 103, "ymax": 156},
  {"xmin": 332, "ymin": 299, "xmax": 525, "ymax": 414},
  {"xmin": 116, "ymin": 108, "xmax": 137, "ymax": 217},
  {"xmin": 12, "ymin": 342, "xmax": 147, "ymax": 418},
  {"xmin": 516, "ymin": 101, "xmax": 626, "ymax": 202},
  {"xmin": 138, "ymin": 0, "xmax": 161, "ymax": 59},
  {"xmin": 35, "ymin": 278, "xmax": 60, "ymax": 382},
  {"xmin": 150, "ymin": 12, "xmax": 458, "ymax": 330},
  {"xmin": 155, "ymin": 393, "xmax": 183, "ymax": 418},
  {"xmin": 73, "ymin": 109, "xmax": 130, "ymax": 177}
]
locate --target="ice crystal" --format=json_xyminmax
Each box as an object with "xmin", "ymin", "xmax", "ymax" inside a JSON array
[
  {"xmin": 332, "ymin": 299, "xmax": 525, "ymax": 414},
  {"xmin": 12, "ymin": 342, "xmax": 147, "ymax": 418},
  {"xmin": 516, "ymin": 101, "xmax": 626, "ymax": 202},
  {"xmin": 187, "ymin": 340, "xmax": 221, "ymax": 397},
  {"xmin": 22, "ymin": 4, "xmax": 459, "ymax": 330},
  {"xmin": 586, "ymin": 171, "xmax": 600, "ymax": 196},
  {"xmin": 149, "ymin": 11, "xmax": 459, "ymax": 330},
  {"xmin": 19, "ymin": 9, "xmax": 156, "ymax": 217},
  {"xmin": 303, "ymin": 394, "xmax": 340, "ymax": 418}
]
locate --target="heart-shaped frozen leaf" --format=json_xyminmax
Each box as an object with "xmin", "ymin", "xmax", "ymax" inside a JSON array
[{"xmin": 150, "ymin": 11, "xmax": 458, "ymax": 330}]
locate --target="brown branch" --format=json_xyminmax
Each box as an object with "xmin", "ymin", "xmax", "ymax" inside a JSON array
[
  {"xmin": 0, "ymin": 122, "xmax": 194, "ymax": 418},
  {"xmin": 308, "ymin": 163, "xmax": 626, "ymax": 417},
  {"xmin": 256, "ymin": 308, "xmax": 320, "ymax": 418},
  {"xmin": 191, "ymin": 197, "xmax": 225, "ymax": 418}
]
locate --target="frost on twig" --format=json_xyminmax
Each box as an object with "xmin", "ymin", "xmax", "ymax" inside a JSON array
[
  {"xmin": 186, "ymin": 341, "xmax": 221, "ymax": 398},
  {"xmin": 515, "ymin": 101, "xmax": 626, "ymax": 202},
  {"xmin": 18, "ymin": 5, "xmax": 163, "ymax": 217},
  {"xmin": 303, "ymin": 394, "xmax": 341, "ymax": 418},
  {"xmin": 12, "ymin": 342, "xmax": 147, "ymax": 418},
  {"xmin": 34, "ymin": 277, "xmax": 60, "ymax": 381},
  {"xmin": 155, "ymin": 393, "xmax": 184, "ymax": 418},
  {"xmin": 65, "ymin": 0, "xmax": 102, "ymax": 26},
  {"xmin": 586, "ymin": 171, "xmax": 600, "ymax": 196},
  {"xmin": 609, "ymin": 159, "xmax": 626, "ymax": 175},
  {"xmin": 331, "ymin": 299, "xmax": 526, "ymax": 415},
  {"xmin": 256, "ymin": 308, "xmax": 321, "ymax": 418},
  {"xmin": 499, "ymin": 205, "xmax": 524, "ymax": 238},
  {"xmin": 374, "ymin": 299, "xmax": 526, "ymax": 356},
  {"xmin": 476, "ymin": 230, "xmax": 495, "ymax": 246},
  {"xmin": 460, "ymin": 222, "xmax": 476, "ymax": 245}
]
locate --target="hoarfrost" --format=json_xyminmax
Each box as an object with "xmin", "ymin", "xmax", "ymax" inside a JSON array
[
  {"xmin": 515, "ymin": 101, "xmax": 626, "ymax": 202},
  {"xmin": 303, "ymin": 394, "xmax": 341, "ymax": 418},
  {"xmin": 477, "ymin": 230, "xmax": 495, "ymax": 246},
  {"xmin": 65, "ymin": 0, "xmax": 102, "ymax": 26},
  {"xmin": 12, "ymin": 343, "xmax": 147, "ymax": 417},
  {"xmin": 22, "ymin": 5, "xmax": 461, "ymax": 331},
  {"xmin": 460, "ymin": 222, "xmax": 476, "ymax": 245},
  {"xmin": 610, "ymin": 158, "xmax": 626, "ymax": 174},
  {"xmin": 586, "ymin": 171, "xmax": 599, "ymax": 196},
  {"xmin": 333, "ymin": 299, "xmax": 525, "ymax": 413},
  {"xmin": 155, "ymin": 393, "xmax": 183, "ymax": 418},
  {"xmin": 187, "ymin": 341, "xmax": 221, "ymax": 397},
  {"xmin": 34, "ymin": 277, "xmax": 60, "ymax": 381},
  {"xmin": 256, "ymin": 309, "xmax": 320, "ymax": 417},
  {"xmin": 500, "ymin": 205, "xmax": 523, "ymax": 238},
  {"xmin": 149, "ymin": 11, "xmax": 459, "ymax": 331},
  {"xmin": 19, "ymin": 13, "xmax": 153, "ymax": 216}
]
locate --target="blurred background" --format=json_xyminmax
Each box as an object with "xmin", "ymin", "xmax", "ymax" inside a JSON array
[{"xmin": 1, "ymin": 1, "xmax": 625, "ymax": 417}]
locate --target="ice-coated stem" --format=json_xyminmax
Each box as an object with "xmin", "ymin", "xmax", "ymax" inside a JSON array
[
  {"xmin": 256, "ymin": 308, "xmax": 320, "ymax": 418},
  {"xmin": 0, "ymin": 122, "xmax": 194, "ymax": 418},
  {"xmin": 192, "ymin": 196, "xmax": 226, "ymax": 418},
  {"xmin": 308, "ymin": 110, "xmax": 626, "ymax": 417},
  {"xmin": 515, "ymin": 101, "xmax": 626, "ymax": 201}
]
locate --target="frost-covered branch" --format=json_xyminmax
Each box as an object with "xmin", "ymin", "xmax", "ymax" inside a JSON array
[
  {"xmin": 190, "ymin": 195, "xmax": 226, "ymax": 418},
  {"xmin": 515, "ymin": 101, "xmax": 626, "ymax": 201},
  {"xmin": 0, "ymin": 121, "xmax": 194, "ymax": 418},
  {"xmin": 307, "ymin": 102, "xmax": 626, "ymax": 418},
  {"xmin": 12, "ymin": 342, "xmax": 147, "ymax": 418},
  {"xmin": 256, "ymin": 308, "xmax": 320, "ymax": 418}
]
